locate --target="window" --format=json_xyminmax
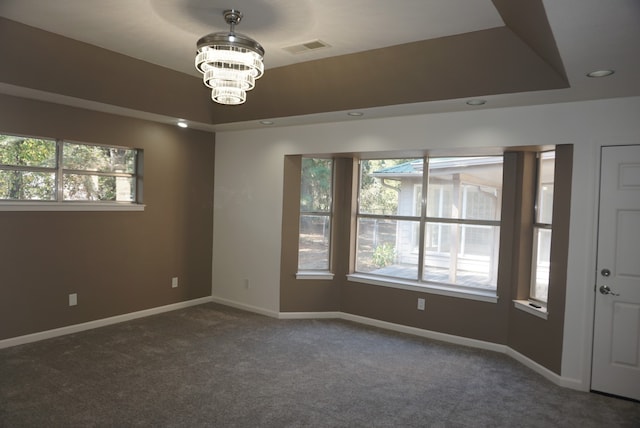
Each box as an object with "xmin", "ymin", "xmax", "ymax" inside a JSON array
[
  {"xmin": 0, "ymin": 135, "xmax": 57, "ymax": 200},
  {"xmin": 530, "ymin": 151, "xmax": 555, "ymax": 302},
  {"xmin": 298, "ymin": 158, "xmax": 333, "ymax": 272},
  {"xmin": 62, "ymin": 142, "xmax": 137, "ymax": 202},
  {"xmin": 0, "ymin": 133, "xmax": 141, "ymax": 204},
  {"xmin": 355, "ymin": 156, "xmax": 503, "ymax": 292}
]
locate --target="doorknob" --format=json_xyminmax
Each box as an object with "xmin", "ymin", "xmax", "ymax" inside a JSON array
[{"xmin": 599, "ymin": 285, "xmax": 620, "ymax": 296}]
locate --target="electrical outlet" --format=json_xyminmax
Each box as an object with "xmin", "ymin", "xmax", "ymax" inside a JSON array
[
  {"xmin": 244, "ymin": 279, "xmax": 250, "ymax": 290},
  {"xmin": 171, "ymin": 277, "xmax": 179, "ymax": 288},
  {"xmin": 69, "ymin": 293, "xmax": 78, "ymax": 306},
  {"xmin": 417, "ymin": 298, "xmax": 425, "ymax": 311}
]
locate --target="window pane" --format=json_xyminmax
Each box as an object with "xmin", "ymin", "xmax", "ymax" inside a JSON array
[
  {"xmin": 531, "ymin": 228, "xmax": 552, "ymax": 302},
  {"xmin": 63, "ymin": 142, "xmax": 136, "ymax": 173},
  {"xmin": 298, "ymin": 214, "xmax": 331, "ymax": 270},
  {"xmin": 356, "ymin": 218, "xmax": 418, "ymax": 280},
  {"xmin": 0, "ymin": 170, "xmax": 55, "ymax": 200},
  {"xmin": 423, "ymin": 222, "xmax": 499, "ymax": 289},
  {"xmin": 63, "ymin": 174, "xmax": 135, "ymax": 201},
  {"xmin": 359, "ymin": 159, "xmax": 421, "ymax": 215},
  {"xmin": 537, "ymin": 152, "xmax": 555, "ymax": 224},
  {"xmin": 427, "ymin": 156, "xmax": 503, "ymax": 220},
  {"xmin": 0, "ymin": 135, "xmax": 56, "ymax": 168},
  {"xmin": 300, "ymin": 158, "xmax": 332, "ymax": 212}
]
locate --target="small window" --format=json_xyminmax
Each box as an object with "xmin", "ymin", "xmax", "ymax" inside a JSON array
[
  {"xmin": 0, "ymin": 135, "xmax": 57, "ymax": 200},
  {"xmin": 298, "ymin": 158, "xmax": 333, "ymax": 271},
  {"xmin": 62, "ymin": 142, "xmax": 137, "ymax": 202},
  {"xmin": 0, "ymin": 133, "xmax": 141, "ymax": 204},
  {"xmin": 530, "ymin": 151, "xmax": 555, "ymax": 302}
]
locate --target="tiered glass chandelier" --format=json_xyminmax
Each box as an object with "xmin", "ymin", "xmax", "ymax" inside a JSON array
[{"xmin": 195, "ymin": 9, "xmax": 265, "ymax": 105}]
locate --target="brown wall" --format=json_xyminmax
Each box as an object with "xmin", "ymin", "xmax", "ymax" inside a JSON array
[
  {"xmin": 0, "ymin": 94, "xmax": 215, "ymax": 341},
  {"xmin": 0, "ymin": 17, "xmax": 213, "ymax": 124},
  {"xmin": 280, "ymin": 148, "xmax": 572, "ymax": 374},
  {"xmin": 507, "ymin": 145, "xmax": 573, "ymax": 373},
  {"xmin": 215, "ymin": 26, "xmax": 568, "ymax": 124}
]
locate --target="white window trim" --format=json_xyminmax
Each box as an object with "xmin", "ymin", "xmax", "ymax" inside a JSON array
[
  {"xmin": 347, "ymin": 273, "xmax": 498, "ymax": 303},
  {"xmin": 513, "ymin": 299, "xmax": 548, "ymax": 320},
  {"xmin": 296, "ymin": 271, "xmax": 335, "ymax": 280},
  {"xmin": 0, "ymin": 202, "xmax": 145, "ymax": 212}
]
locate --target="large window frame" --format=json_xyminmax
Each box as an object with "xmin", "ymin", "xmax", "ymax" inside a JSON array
[
  {"xmin": 352, "ymin": 155, "xmax": 503, "ymax": 300},
  {"xmin": 0, "ymin": 132, "xmax": 143, "ymax": 211}
]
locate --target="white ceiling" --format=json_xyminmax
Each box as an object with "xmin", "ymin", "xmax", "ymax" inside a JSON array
[{"xmin": 1, "ymin": 0, "xmax": 639, "ymax": 131}]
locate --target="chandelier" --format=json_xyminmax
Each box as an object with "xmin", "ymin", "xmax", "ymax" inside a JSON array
[{"xmin": 195, "ymin": 9, "xmax": 265, "ymax": 105}]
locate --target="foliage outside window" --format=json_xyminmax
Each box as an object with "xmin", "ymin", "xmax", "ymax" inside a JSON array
[
  {"xmin": 530, "ymin": 151, "xmax": 555, "ymax": 302},
  {"xmin": 355, "ymin": 156, "xmax": 503, "ymax": 292},
  {"xmin": 298, "ymin": 158, "xmax": 333, "ymax": 271},
  {"xmin": 0, "ymin": 133, "xmax": 139, "ymax": 203}
]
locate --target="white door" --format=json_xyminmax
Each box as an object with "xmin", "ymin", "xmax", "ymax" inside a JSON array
[{"xmin": 592, "ymin": 145, "xmax": 640, "ymax": 401}]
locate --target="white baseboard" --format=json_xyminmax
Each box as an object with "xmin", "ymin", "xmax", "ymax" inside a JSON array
[
  {"xmin": 0, "ymin": 296, "xmax": 214, "ymax": 350},
  {"xmin": 276, "ymin": 310, "xmax": 505, "ymax": 354},
  {"xmin": 0, "ymin": 297, "xmax": 587, "ymax": 392},
  {"xmin": 210, "ymin": 295, "xmax": 280, "ymax": 318},
  {"xmin": 278, "ymin": 309, "xmax": 585, "ymax": 392},
  {"xmin": 506, "ymin": 347, "xmax": 587, "ymax": 391},
  {"xmin": 340, "ymin": 312, "xmax": 508, "ymax": 353},
  {"xmin": 278, "ymin": 311, "xmax": 342, "ymax": 320}
]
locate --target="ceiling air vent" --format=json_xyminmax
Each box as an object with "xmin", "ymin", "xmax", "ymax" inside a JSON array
[{"xmin": 282, "ymin": 39, "xmax": 331, "ymax": 55}]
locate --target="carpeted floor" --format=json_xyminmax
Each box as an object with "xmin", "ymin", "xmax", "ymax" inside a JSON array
[{"xmin": 1, "ymin": 303, "xmax": 639, "ymax": 427}]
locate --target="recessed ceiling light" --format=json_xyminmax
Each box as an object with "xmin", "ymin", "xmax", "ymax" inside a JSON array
[
  {"xmin": 177, "ymin": 120, "xmax": 188, "ymax": 128},
  {"xmin": 259, "ymin": 120, "xmax": 274, "ymax": 125},
  {"xmin": 347, "ymin": 111, "xmax": 364, "ymax": 117},
  {"xmin": 587, "ymin": 69, "xmax": 615, "ymax": 78},
  {"xmin": 466, "ymin": 99, "xmax": 487, "ymax": 106}
]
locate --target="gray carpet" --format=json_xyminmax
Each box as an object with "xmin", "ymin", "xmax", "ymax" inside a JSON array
[{"xmin": 1, "ymin": 303, "xmax": 638, "ymax": 427}]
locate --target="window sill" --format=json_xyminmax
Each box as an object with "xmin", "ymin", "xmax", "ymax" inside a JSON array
[
  {"xmin": 0, "ymin": 202, "xmax": 146, "ymax": 212},
  {"xmin": 296, "ymin": 271, "xmax": 335, "ymax": 280},
  {"xmin": 513, "ymin": 300, "xmax": 548, "ymax": 320},
  {"xmin": 347, "ymin": 274, "xmax": 498, "ymax": 303}
]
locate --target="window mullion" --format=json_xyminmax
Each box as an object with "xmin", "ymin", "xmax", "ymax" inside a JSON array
[
  {"xmin": 417, "ymin": 156, "xmax": 428, "ymax": 282},
  {"xmin": 0, "ymin": 165, "xmax": 55, "ymax": 173},
  {"xmin": 56, "ymin": 140, "xmax": 64, "ymax": 201},
  {"xmin": 62, "ymin": 169, "xmax": 134, "ymax": 178},
  {"xmin": 424, "ymin": 217, "xmax": 500, "ymax": 227}
]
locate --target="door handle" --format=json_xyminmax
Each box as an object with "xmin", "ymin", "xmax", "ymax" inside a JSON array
[{"xmin": 599, "ymin": 285, "xmax": 620, "ymax": 296}]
